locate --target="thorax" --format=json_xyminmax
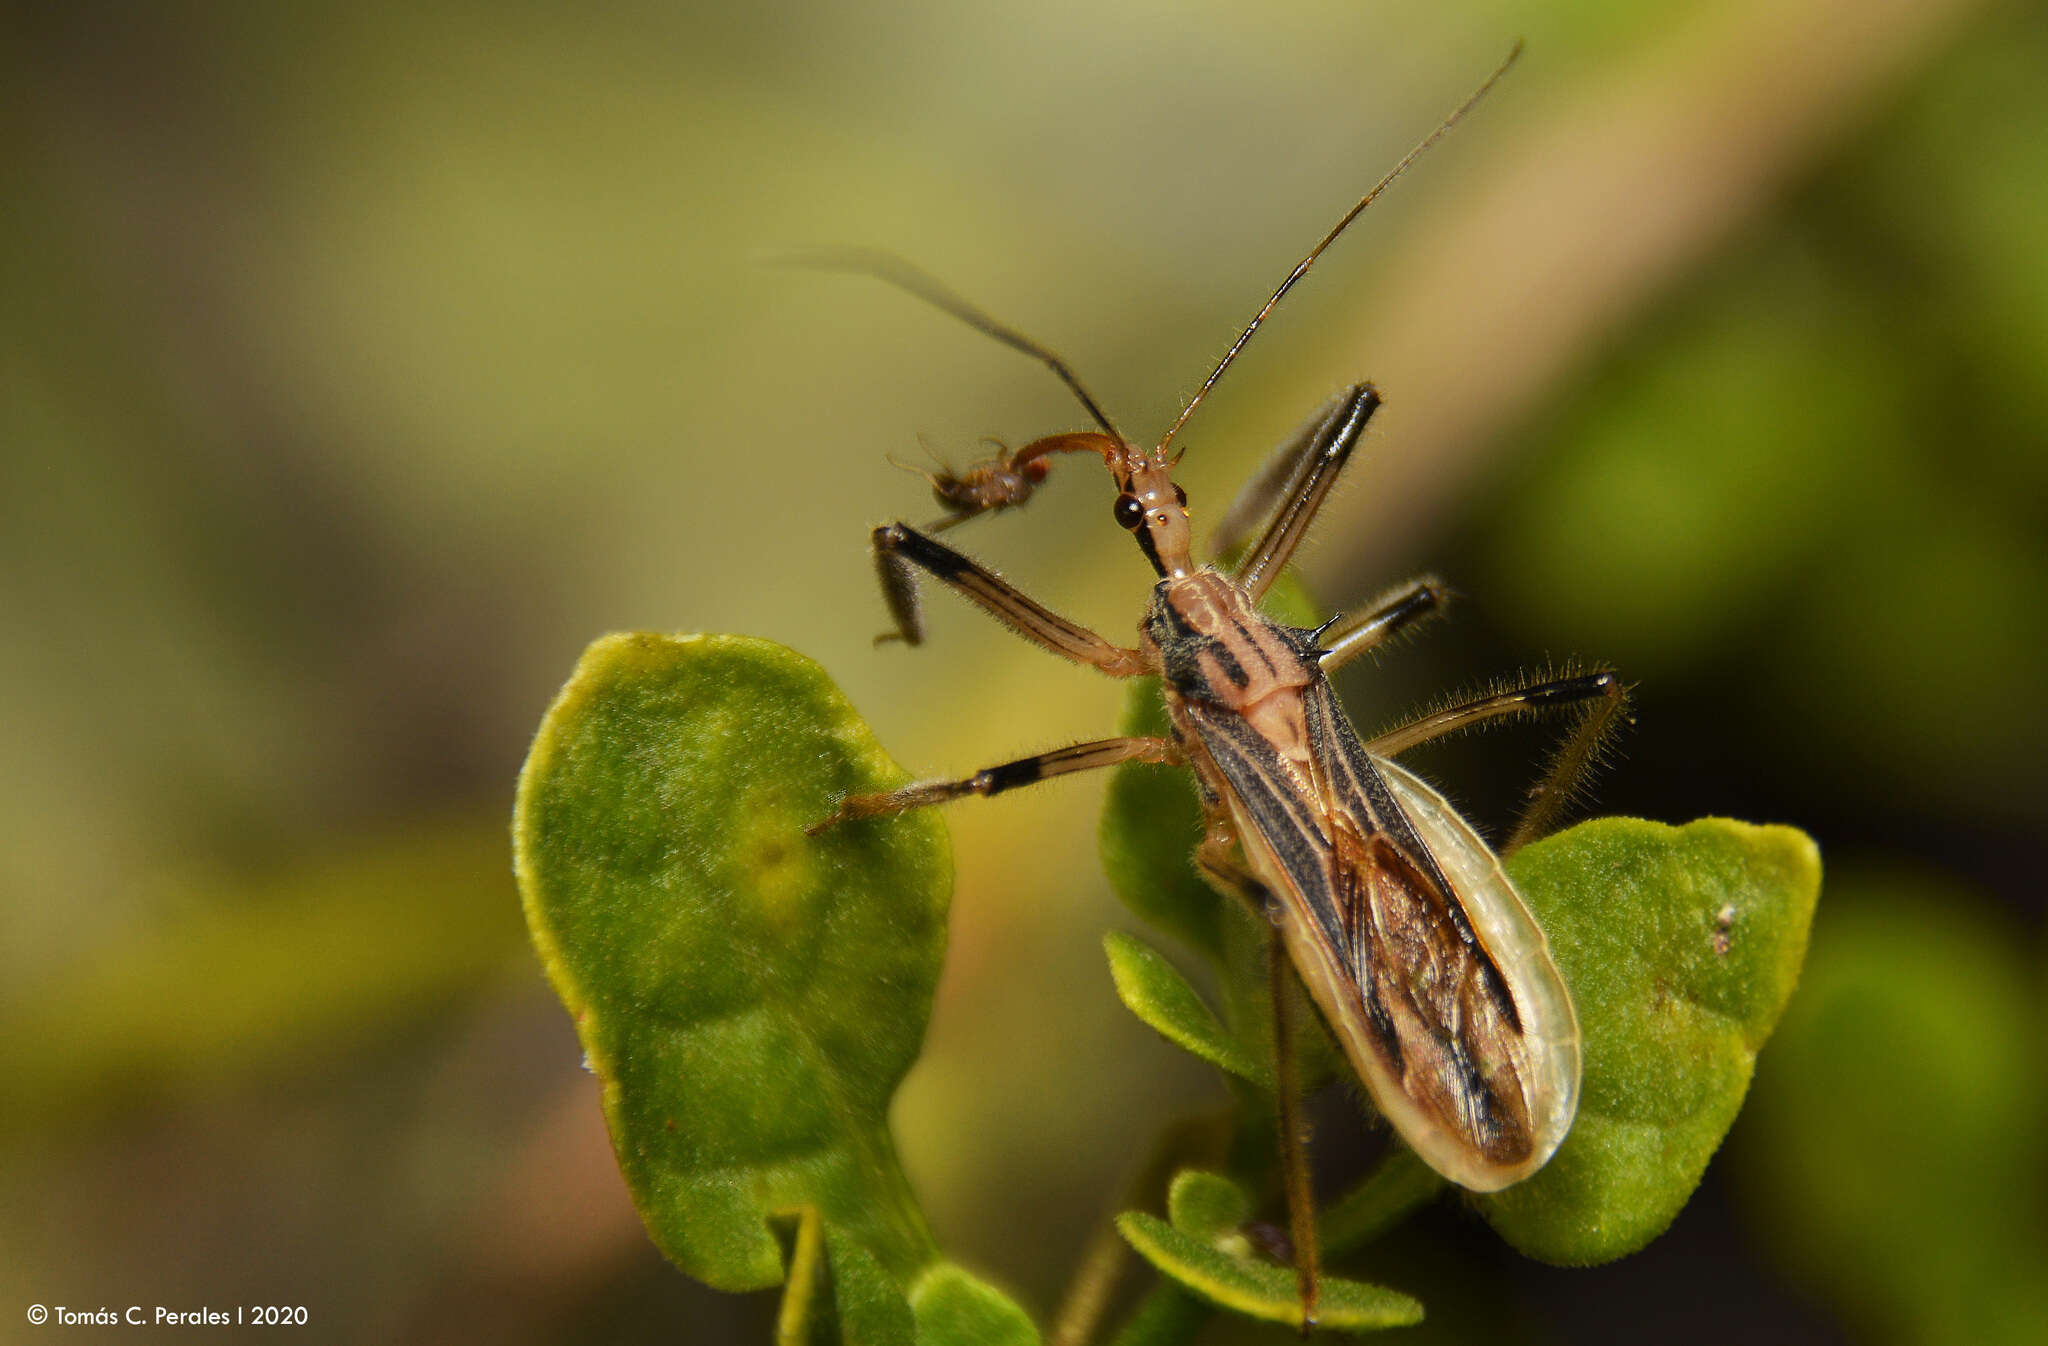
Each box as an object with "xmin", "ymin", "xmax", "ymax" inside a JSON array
[{"xmin": 1142, "ymin": 570, "xmax": 1319, "ymax": 714}]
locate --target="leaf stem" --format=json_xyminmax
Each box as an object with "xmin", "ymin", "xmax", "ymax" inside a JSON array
[{"xmin": 1320, "ymin": 1145, "xmax": 1445, "ymax": 1258}]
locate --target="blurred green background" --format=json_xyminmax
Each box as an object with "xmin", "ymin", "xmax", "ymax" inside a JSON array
[{"xmin": 4, "ymin": 1, "xmax": 2044, "ymax": 1343}]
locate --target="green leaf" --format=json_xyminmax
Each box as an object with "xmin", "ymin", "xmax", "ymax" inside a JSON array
[
  {"xmin": 1165, "ymin": 1169, "xmax": 1254, "ymax": 1245},
  {"xmin": 1104, "ymin": 931, "xmax": 1265, "ymax": 1085},
  {"xmin": 1476, "ymin": 817, "xmax": 1820, "ymax": 1264},
  {"xmin": 909, "ymin": 1263, "xmax": 1041, "ymax": 1346},
  {"xmin": 514, "ymin": 632, "xmax": 951, "ymax": 1291},
  {"xmin": 1117, "ymin": 1212, "xmax": 1423, "ymax": 1333}
]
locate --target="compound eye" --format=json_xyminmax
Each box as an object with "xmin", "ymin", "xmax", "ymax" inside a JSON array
[
  {"xmin": 1172, "ymin": 484, "xmax": 1188, "ymax": 507},
  {"xmin": 1113, "ymin": 493, "xmax": 1145, "ymax": 530}
]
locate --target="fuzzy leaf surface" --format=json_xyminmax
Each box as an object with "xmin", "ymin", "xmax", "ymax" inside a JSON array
[
  {"xmin": 909, "ymin": 1264, "xmax": 1041, "ymax": 1346},
  {"xmin": 1117, "ymin": 1212, "xmax": 1422, "ymax": 1333},
  {"xmin": 1477, "ymin": 817, "xmax": 1820, "ymax": 1262},
  {"xmin": 1104, "ymin": 931, "xmax": 1265, "ymax": 1085},
  {"xmin": 514, "ymin": 632, "xmax": 951, "ymax": 1290}
]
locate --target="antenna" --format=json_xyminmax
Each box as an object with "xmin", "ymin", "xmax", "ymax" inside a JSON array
[
  {"xmin": 772, "ymin": 246, "xmax": 1124, "ymax": 443},
  {"xmin": 1154, "ymin": 40, "xmax": 1523, "ymax": 458}
]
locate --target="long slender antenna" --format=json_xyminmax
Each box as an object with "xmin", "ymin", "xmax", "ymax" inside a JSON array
[
  {"xmin": 1155, "ymin": 40, "xmax": 1523, "ymax": 458},
  {"xmin": 773, "ymin": 246, "xmax": 1124, "ymax": 442}
]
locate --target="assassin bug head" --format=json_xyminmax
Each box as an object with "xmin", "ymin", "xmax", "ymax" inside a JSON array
[{"xmin": 1110, "ymin": 447, "xmax": 1196, "ymax": 580}]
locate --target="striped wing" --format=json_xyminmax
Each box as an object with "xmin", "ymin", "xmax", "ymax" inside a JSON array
[{"xmin": 1183, "ymin": 681, "xmax": 1578, "ymax": 1189}]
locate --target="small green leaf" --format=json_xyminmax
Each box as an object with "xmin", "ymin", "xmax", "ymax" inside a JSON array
[
  {"xmin": 1166, "ymin": 1169, "xmax": 1254, "ymax": 1245},
  {"xmin": 514, "ymin": 632, "xmax": 951, "ymax": 1291},
  {"xmin": 1476, "ymin": 817, "xmax": 1820, "ymax": 1264},
  {"xmin": 909, "ymin": 1263, "xmax": 1041, "ymax": 1346},
  {"xmin": 1104, "ymin": 931, "xmax": 1266, "ymax": 1085},
  {"xmin": 1117, "ymin": 1212, "xmax": 1423, "ymax": 1333}
]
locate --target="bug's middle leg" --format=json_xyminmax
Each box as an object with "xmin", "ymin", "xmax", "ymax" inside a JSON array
[
  {"xmin": 1313, "ymin": 574, "xmax": 1451, "ymax": 673},
  {"xmin": 870, "ymin": 522, "xmax": 1149, "ymax": 676},
  {"xmin": 808, "ymin": 735, "xmax": 1178, "ymax": 833}
]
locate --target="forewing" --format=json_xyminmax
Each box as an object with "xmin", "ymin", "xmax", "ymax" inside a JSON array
[{"xmin": 1185, "ymin": 684, "xmax": 1555, "ymax": 1183}]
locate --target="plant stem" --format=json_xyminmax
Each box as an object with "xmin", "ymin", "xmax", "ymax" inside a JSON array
[{"xmin": 1321, "ymin": 1146, "xmax": 1445, "ymax": 1257}]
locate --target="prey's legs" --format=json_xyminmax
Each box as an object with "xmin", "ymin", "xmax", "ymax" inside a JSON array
[
  {"xmin": 1229, "ymin": 384, "xmax": 1381, "ymax": 603},
  {"xmin": 809, "ymin": 735, "xmax": 1178, "ymax": 833},
  {"xmin": 1366, "ymin": 670, "xmax": 1630, "ymax": 853},
  {"xmin": 871, "ymin": 522, "xmax": 1149, "ymax": 676}
]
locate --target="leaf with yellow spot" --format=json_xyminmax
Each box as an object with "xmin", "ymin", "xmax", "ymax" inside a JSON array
[{"xmin": 514, "ymin": 632, "xmax": 952, "ymax": 1292}]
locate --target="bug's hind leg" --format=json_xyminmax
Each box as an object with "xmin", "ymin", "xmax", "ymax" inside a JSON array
[
  {"xmin": 808, "ymin": 735, "xmax": 1177, "ymax": 833},
  {"xmin": 1195, "ymin": 830, "xmax": 1321, "ymax": 1332},
  {"xmin": 1366, "ymin": 669, "xmax": 1631, "ymax": 854}
]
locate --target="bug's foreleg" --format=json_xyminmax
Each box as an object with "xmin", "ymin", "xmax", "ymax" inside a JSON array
[
  {"xmin": 1193, "ymin": 829, "xmax": 1320, "ymax": 1332},
  {"xmin": 1208, "ymin": 400, "xmax": 1343, "ymax": 560},
  {"xmin": 872, "ymin": 535, "xmax": 930, "ymax": 645},
  {"xmin": 808, "ymin": 735, "xmax": 1178, "ymax": 833},
  {"xmin": 1367, "ymin": 669, "xmax": 1631, "ymax": 853},
  {"xmin": 1314, "ymin": 574, "xmax": 1450, "ymax": 673},
  {"xmin": 1231, "ymin": 383, "xmax": 1381, "ymax": 603},
  {"xmin": 867, "ymin": 523, "xmax": 1150, "ymax": 675}
]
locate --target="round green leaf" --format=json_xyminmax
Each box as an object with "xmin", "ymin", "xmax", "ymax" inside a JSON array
[
  {"xmin": 1117, "ymin": 1211, "xmax": 1423, "ymax": 1333},
  {"xmin": 1476, "ymin": 817, "xmax": 1820, "ymax": 1263},
  {"xmin": 514, "ymin": 632, "xmax": 951, "ymax": 1291}
]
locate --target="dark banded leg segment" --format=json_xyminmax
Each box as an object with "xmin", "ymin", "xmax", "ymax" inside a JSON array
[
  {"xmin": 808, "ymin": 735, "xmax": 1178, "ymax": 833},
  {"xmin": 1208, "ymin": 396, "xmax": 1354, "ymax": 559},
  {"xmin": 871, "ymin": 522, "xmax": 1149, "ymax": 677},
  {"xmin": 1314, "ymin": 574, "xmax": 1450, "ymax": 673},
  {"xmin": 1366, "ymin": 670, "xmax": 1631, "ymax": 853},
  {"xmin": 1232, "ymin": 384, "xmax": 1381, "ymax": 604}
]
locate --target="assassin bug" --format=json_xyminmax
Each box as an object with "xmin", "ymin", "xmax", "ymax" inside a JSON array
[{"xmin": 808, "ymin": 43, "xmax": 1628, "ymax": 1325}]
